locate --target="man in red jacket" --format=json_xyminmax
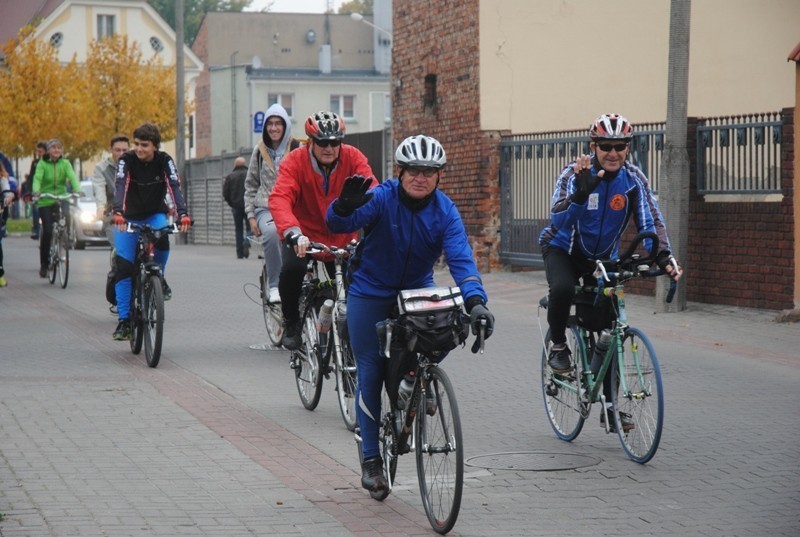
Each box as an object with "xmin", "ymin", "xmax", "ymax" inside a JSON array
[{"xmin": 269, "ymin": 111, "xmax": 376, "ymax": 350}]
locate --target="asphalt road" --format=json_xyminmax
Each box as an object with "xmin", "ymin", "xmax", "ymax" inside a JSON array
[{"xmin": 1, "ymin": 234, "xmax": 798, "ymax": 536}]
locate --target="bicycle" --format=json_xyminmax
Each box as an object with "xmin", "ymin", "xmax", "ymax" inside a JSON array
[
  {"xmin": 538, "ymin": 231, "xmax": 677, "ymax": 464},
  {"xmin": 125, "ymin": 221, "xmax": 178, "ymax": 368},
  {"xmin": 245, "ymin": 234, "xmax": 283, "ymax": 347},
  {"xmin": 356, "ymin": 287, "xmax": 486, "ymax": 534},
  {"xmin": 36, "ymin": 192, "xmax": 79, "ymax": 289},
  {"xmin": 291, "ymin": 240, "xmax": 359, "ymax": 431}
]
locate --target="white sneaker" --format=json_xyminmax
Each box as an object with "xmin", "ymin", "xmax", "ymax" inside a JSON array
[{"xmin": 268, "ymin": 287, "xmax": 281, "ymax": 303}]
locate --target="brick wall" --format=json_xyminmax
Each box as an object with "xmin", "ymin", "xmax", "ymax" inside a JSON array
[
  {"xmin": 393, "ymin": 0, "xmax": 502, "ymax": 273},
  {"xmin": 191, "ymin": 22, "xmax": 212, "ymax": 158}
]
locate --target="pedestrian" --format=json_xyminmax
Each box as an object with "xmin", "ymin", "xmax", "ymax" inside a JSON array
[
  {"xmin": 92, "ymin": 133, "xmax": 130, "ymax": 245},
  {"xmin": 223, "ymin": 156, "xmax": 250, "ymax": 259},
  {"xmin": 244, "ymin": 103, "xmax": 302, "ymax": 302},
  {"xmin": 539, "ymin": 113, "xmax": 681, "ymax": 432},
  {"xmin": 32, "ymin": 139, "xmax": 81, "ymax": 278},
  {"xmin": 22, "ymin": 141, "xmax": 47, "ymax": 240},
  {"xmin": 326, "ymin": 135, "xmax": 495, "ymax": 494},
  {"xmin": 269, "ymin": 111, "xmax": 376, "ymax": 350},
  {"xmin": 110, "ymin": 123, "xmax": 192, "ymax": 340}
]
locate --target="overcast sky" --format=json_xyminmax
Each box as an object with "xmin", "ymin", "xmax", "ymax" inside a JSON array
[{"xmin": 244, "ymin": 0, "xmax": 347, "ymax": 13}]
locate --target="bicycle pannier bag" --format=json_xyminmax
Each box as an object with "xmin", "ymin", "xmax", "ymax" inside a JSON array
[
  {"xmin": 397, "ymin": 287, "xmax": 469, "ymax": 356},
  {"xmin": 574, "ymin": 291, "xmax": 617, "ymax": 332}
]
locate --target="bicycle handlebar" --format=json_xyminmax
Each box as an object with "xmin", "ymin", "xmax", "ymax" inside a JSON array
[
  {"xmin": 34, "ymin": 192, "xmax": 81, "ymax": 202},
  {"xmin": 307, "ymin": 240, "xmax": 357, "ymax": 259},
  {"xmin": 124, "ymin": 222, "xmax": 179, "ymax": 236}
]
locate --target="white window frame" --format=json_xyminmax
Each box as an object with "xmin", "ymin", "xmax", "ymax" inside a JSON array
[
  {"xmin": 267, "ymin": 94, "xmax": 294, "ymax": 119},
  {"xmin": 330, "ymin": 95, "xmax": 356, "ymax": 120},
  {"xmin": 97, "ymin": 14, "xmax": 116, "ymax": 40}
]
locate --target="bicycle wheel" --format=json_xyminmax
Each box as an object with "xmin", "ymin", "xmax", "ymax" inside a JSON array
[
  {"xmin": 334, "ymin": 333, "xmax": 358, "ymax": 431},
  {"xmin": 372, "ymin": 387, "xmax": 399, "ymax": 501},
  {"xmin": 143, "ymin": 275, "xmax": 165, "ymax": 368},
  {"xmin": 611, "ymin": 327, "xmax": 664, "ymax": 464},
  {"xmin": 541, "ymin": 325, "xmax": 587, "ymax": 441},
  {"xmin": 57, "ymin": 231, "xmax": 69, "ymax": 288},
  {"xmin": 293, "ymin": 304, "xmax": 324, "ymax": 410},
  {"xmin": 260, "ymin": 266, "xmax": 283, "ymax": 346},
  {"xmin": 416, "ymin": 366, "xmax": 463, "ymax": 535},
  {"xmin": 129, "ymin": 286, "xmax": 144, "ymax": 355},
  {"xmin": 48, "ymin": 236, "xmax": 58, "ymax": 285}
]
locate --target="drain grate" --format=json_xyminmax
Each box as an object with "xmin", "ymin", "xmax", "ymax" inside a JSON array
[{"xmin": 465, "ymin": 451, "xmax": 600, "ymax": 472}]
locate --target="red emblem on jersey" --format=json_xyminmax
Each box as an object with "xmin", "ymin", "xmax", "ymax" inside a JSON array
[{"xmin": 609, "ymin": 193, "xmax": 626, "ymax": 211}]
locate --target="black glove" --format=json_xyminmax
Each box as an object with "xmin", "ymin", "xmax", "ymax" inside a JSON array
[
  {"xmin": 655, "ymin": 250, "xmax": 672, "ymax": 271},
  {"xmin": 572, "ymin": 168, "xmax": 601, "ymax": 204},
  {"xmin": 466, "ymin": 297, "xmax": 494, "ymax": 354},
  {"xmin": 333, "ymin": 175, "xmax": 373, "ymax": 216}
]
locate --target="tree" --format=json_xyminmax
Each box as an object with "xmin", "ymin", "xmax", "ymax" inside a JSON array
[
  {"xmin": 147, "ymin": 0, "xmax": 249, "ymax": 45},
  {"xmin": 83, "ymin": 34, "xmax": 181, "ymax": 155},
  {"xmin": 338, "ymin": 0, "xmax": 373, "ymax": 15},
  {"xmin": 0, "ymin": 28, "xmax": 87, "ymax": 159}
]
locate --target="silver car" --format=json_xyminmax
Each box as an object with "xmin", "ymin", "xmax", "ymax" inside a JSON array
[{"xmin": 69, "ymin": 180, "xmax": 110, "ymax": 249}]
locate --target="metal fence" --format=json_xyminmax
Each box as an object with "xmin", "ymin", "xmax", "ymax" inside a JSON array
[{"xmin": 499, "ymin": 113, "xmax": 783, "ymax": 267}]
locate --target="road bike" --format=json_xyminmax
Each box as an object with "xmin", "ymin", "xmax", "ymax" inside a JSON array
[
  {"xmin": 36, "ymin": 193, "xmax": 79, "ymax": 289},
  {"xmin": 538, "ymin": 232, "xmax": 677, "ymax": 464},
  {"xmin": 126, "ymin": 222, "xmax": 178, "ymax": 368},
  {"xmin": 291, "ymin": 241, "xmax": 359, "ymax": 431},
  {"xmin": 356, "ymin": 289, "xmax": 486, "ymax": 534}
]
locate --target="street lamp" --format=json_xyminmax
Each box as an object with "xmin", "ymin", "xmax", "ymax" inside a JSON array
[{"xmin": 350, "ymin": 12, "xmax": 393, "ymax": 40}]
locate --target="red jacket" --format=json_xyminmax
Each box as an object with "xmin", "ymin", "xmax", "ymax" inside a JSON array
[{"xmin": 270, "ymin": 144, "xmax": 375, "ymax": 249}]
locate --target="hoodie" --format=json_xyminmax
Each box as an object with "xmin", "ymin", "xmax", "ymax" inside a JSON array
[{"xmin": 244, "ymin": 103, "xmax": 297, "ymax": 219}]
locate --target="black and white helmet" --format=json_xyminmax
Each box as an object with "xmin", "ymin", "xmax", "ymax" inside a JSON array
[{"xmin": 395, "ymin": 135, "xmax": 447, "ymax": 169}]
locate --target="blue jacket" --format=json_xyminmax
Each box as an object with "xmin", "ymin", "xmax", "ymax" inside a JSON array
[
  {"xmin": 326, "ymin": 179, "xmax": 487, "ymax": 303},
  {"xmin": 538, "ymin": 158, "xmax": 671, "ymax": 259}
]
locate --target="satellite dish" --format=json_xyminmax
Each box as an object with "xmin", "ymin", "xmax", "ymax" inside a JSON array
[
  {"xmin": 252, "ymin": 55, "xmax": 262, "ymax": 68},
  {"xmin": 306, "ymin": 29, "xmax": 317, "ymax": 44}
]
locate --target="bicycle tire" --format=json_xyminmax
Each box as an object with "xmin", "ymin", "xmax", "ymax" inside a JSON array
[
  {"xmin": 612, "ymin": 327, "xmax": 664, "ymax": 464},
  {"xmin": 541, "ymin": 325, "xmax": 587, "ymax": 441},
  {"xmin": 130, "ymin": 277, "xmax": 144, "ymax": 355},
  {"xmin": 48, "ymin": 232, "xmax": 58, "ymax": 285},
  {"xmin": 294, "ymin": 303, "xmax": 324, "ymax": 410},
  {"xmin": 57, "ymin": 231, "xmax": 69, "ymax": 288},
  {"xmin": 371, "ymin": 388, "xmax": 398, "ymax": 502},
  {"xmin": 143, "ymin": 275, "xmax": 165, "ymax": 368},
  {"xmin": 260, "ymin": 266, "xmax": 283, "ymax": 346},
  {"xmin": 334, "ymin": 333, "xmax": 358, "ymax": 431},
  {"xmin": 415, "ymin": 366, "xmax": 463, "ymax": 535}
]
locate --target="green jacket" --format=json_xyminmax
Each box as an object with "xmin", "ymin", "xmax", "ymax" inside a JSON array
[{"xmin": 32, "ymin": 157, "xmax": 80, "ymax": 207}]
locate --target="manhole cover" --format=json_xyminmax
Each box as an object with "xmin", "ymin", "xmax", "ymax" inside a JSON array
[{"xmin": 465, "ymin": 451, "xmax": 600, "ymax": 471}]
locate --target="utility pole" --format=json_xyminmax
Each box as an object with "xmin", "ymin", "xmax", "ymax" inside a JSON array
[{"xmin": 175, "ymin": 0, "xmax": 185, "ymax": 178}]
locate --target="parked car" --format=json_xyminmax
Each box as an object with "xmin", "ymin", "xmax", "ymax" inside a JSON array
[{"xmin": 69, "ymin": 180, "xmax": 109, "ymax": 249}]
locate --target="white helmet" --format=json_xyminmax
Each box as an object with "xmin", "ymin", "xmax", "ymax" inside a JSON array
[{"xmin": 395, "ymin": 135, "xmax": 447, "ymax": 169}]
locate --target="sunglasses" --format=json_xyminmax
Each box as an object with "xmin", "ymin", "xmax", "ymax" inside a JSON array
[
  {"xmin": 596, "ymin": 142, "xmax": 629, "ymax": 153},
  {"xmin": 314, "ymin": 139, "xmax": 342, "ymax": 148},
  {"xmin": 405, "ymin": 167, "xmax": 439, "ymax": 178}
]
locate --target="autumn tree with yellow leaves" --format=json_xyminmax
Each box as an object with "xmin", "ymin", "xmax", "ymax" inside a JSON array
[{"xmin": 0, "ymin": 30, "xmax": 186, "ymax": 162}]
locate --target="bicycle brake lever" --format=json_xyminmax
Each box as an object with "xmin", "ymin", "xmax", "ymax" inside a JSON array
[
  {"xmin": 666, "ymin": 279, "xmax": 677, "ymax": 303},
  {"xmin": 471, "ymin": 319, "xmax": 486, "ymax": 354}
]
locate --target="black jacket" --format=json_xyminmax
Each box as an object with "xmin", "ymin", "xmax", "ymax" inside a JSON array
[{"xmin": 223, "ymin": 165, "xmax": 247, "ymax": 209}]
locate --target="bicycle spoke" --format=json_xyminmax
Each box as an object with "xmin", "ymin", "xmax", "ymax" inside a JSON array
[{"xmin": 541, "ymin": 326, "xmax": 586, "ymax": 441}]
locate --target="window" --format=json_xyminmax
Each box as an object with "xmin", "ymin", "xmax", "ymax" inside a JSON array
[
  {"xmin": 268, "ymin": 94, "xmax": 294, "ymax": 118},
  {"xmin": 383, "ymin": 93, "xmax": 392, "ymax": 123},
  {"xmin": 330, "ymin": 95, "xmax": 355, "ymax": 120},
  {"xmin": 49, "ymin": 32, "xmax": 63, "ymax": 48},
  {"xmin": 424, "ymin": 74, "xmax": 437, "ymax": 115},
  {"xmin": 149, "ymin": 37, "xmax": 164, "ymax": 53},
  {"xmin": 97, "ymin": 14, "xmax": 115, "ymax": 40}
]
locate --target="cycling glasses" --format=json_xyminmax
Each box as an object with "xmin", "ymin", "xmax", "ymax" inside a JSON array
[
  {"xmin": 596, "ymin": 142, "xmax": 629, "ymax": 153},
  {"xmin": 405, "ymin": 167, "xmax": 439, "ymax": 178},
  {"xmin": 314, "ymin": 139, "xmax": 342, "ymax": 148}
]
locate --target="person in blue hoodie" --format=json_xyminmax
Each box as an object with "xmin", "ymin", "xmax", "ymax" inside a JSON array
[
  {"xmin": 326, "ymin": 134, "xmax": 495, "ymax": 495},
  {"xmin": 243, "ymin": 103, "xmax": 301, "ymax": 304}
]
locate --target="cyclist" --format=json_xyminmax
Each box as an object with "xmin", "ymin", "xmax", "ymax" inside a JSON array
[
  {"xmin": 269, "ymin": 111, "xmax": 375, "ymax": 350},
  {"xmin": 326, "ymin": 135, "xmax": 495, "ymax": 494},
  {"xmin": 538, "ymin": 113, "xmax": 681, "ymax": 431},
  {"xmin": 244, "ymin": 102, "xmax": 302, "ymax": 301},
  {"xmin": 92, "ymin": 133, "xmax": 130, "ymax": 245},
  {"xmin": 0, "ymin": 158, "xmax": 16, "ymax": 287},
  {"xmin": 32, "ymin": 139, "xmax": 81, "ymax": 278},
  {"xmin": 111, "ymin": 123, "xmax": 191, "ymax": 341}
]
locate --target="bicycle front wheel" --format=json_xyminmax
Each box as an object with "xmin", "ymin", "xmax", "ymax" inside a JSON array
[
  {"xmin": 57, "ymin": 231, "xmax": 69, "ymax": 288},
  {"xmin": 293, "ymin": 304, "xmax": 324, "ymax": 410},
  {"xmin": 48, "ymin": 237, "xmax": 58, "ymax": 285},
  {"xmin": 261, "ymin": 266, "xmax": 283, "ymax": 346},
  {"xmin": 541, "ymin": 325, "xmax": 586, "ymax": 441},
  {"xmin": 612, "ymin": 327, "xmax": 664, "ymax": 464},
  {"xmin": 143, "ymin": 275, "xmax": 165, "ymax": 368},
  {"xmin": 416, "ymin": 366, "xmax": 463, "ymax": 535},
  {"xmin": 334, "ymin": 334, "xmax": 358, "ymax": 431}
]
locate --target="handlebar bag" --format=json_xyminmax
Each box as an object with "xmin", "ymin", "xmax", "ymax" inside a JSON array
[{"xmin": 397, "ymin": 287, "xmax": 469, "ymax": 356}]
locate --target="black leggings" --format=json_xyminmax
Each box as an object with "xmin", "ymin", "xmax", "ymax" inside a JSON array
[
  {"xmin": 39, "ymin": 203, "xmax": 70, "ymax": 269},
  {"xmin": 542, "ymin": 245, "xmax": 595, "ymax": 345},
  {"xmin": 278, "ymin": 241, "xmax": 335, "ymax": 324}
]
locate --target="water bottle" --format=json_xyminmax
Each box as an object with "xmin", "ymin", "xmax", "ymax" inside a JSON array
[
  {"xmin": 397, "ymin": 372, "xmax": 415, "ymax": 410},
  {"xmin": 590, "ymin": 330, "xmax": 612, "ymax": 377},
  {"xmin": 336, "ymin": 302, "xmax": 347, "ymax": 338},
  {"xmin": 316, "ymin": 299, "xmax": 334, "ymax": 333}
]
